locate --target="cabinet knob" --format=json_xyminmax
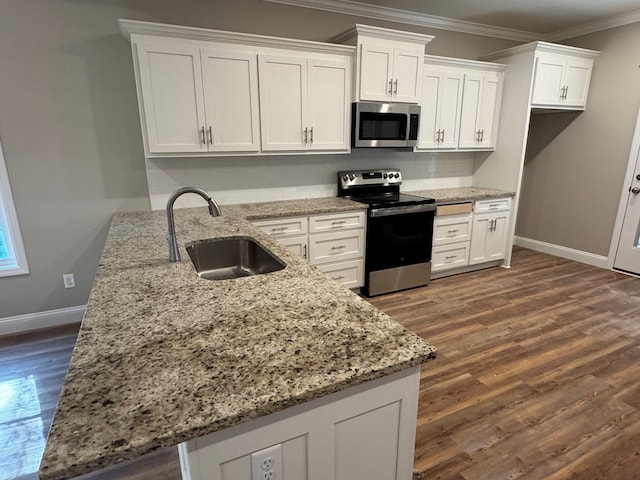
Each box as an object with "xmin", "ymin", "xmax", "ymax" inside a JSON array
[{"xmin": 631, "ymin": 187, "xmax": 640, "ymax": 195}]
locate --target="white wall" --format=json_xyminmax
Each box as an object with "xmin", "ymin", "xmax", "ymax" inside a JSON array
[{"xmin": 0, "ymin": 0, "xmax": 518, "ymax": 319}]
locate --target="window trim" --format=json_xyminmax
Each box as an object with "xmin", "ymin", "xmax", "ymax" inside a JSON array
[{"xmin": 0, "ymin": 137, "xmax": 28, "ymax": 277}]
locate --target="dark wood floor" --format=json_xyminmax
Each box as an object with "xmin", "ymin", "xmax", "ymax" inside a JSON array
[{"xmin": 3, "ymin": 247, "xmax": 640, "ymax": 479}]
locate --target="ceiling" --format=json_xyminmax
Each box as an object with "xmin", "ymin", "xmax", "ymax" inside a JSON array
[{"xmin": 263, "ymin": 0, "xmax": 640, "ymax": 41}]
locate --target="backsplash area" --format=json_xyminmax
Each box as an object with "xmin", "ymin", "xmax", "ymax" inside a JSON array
[{"xmin": 146, "ymin": 150, "xmax": 475, "ymax": 210}]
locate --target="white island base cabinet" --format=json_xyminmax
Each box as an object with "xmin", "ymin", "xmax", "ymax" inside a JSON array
[{"xmin": 179, "ymin": 366, "xmax": 421, "ymax": 480}]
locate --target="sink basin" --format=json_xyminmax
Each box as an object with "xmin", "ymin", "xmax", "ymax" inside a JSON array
[{"xmin": 185, "ymin": 236, "xmax": 286, "ymax": 280}]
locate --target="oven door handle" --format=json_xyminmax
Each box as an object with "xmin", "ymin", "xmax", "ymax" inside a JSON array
[{"xmin": 370, "ymin": 204, "xmax": 436, "ymax": 217}]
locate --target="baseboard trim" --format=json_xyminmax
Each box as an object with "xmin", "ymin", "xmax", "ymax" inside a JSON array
[
  {"xmin": 0, "ymin": 305, "xmax": 86, "ymax": 336},
  {"xmin": 513, "ymin": 236, "xmax": 609, "ymax": 269}
]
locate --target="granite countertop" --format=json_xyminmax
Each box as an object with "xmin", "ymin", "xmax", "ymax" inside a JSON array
[
  {"xmin": 407, "ymin": 186, "xmax": 515, "ymax": 204},
  {"xmin": 39, "ymin": 197, "xmax": 435, "ymax": 480}
]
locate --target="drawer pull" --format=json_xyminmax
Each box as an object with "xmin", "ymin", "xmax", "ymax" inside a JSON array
[
  {"xmin": 489, "ymin": 204, "xmax": 501, "ymax": 209},
  {"xmin": 271, "ymin": 226, "xmax": 289, "ymax": 232},
  {"xmin": 445, "ymin": 255, "xmax": 457, "ymax": 260},
  {"xmin": 447, "ymin": 229, "xmax": 460, "ymax": 234},
  {"xmin": 331, "ymin": 220, "xmax": 347, "ymax": 225},
  {"xmin": 331, "ymin": 245, "xmax": 347, "ymax": 250},
  {"xmin": 332, "ymin": 275, "xmax": 345, "ymax": 281}
]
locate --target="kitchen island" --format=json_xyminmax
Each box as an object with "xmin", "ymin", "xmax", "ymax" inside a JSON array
[{"xmin": 39, "ymin": 197, "xmax": 436, "ymax": 480}]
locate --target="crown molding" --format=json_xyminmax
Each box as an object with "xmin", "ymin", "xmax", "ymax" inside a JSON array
[
  {"xmin": 262, "ymin": 0, "xmax": 640, "ymax": 44},
  {"xmin": 544, "ymin": 8, "xmax": 640, "ymax": 41},
  {"xmin": 119, "ymin": 19, "xmax": 356, "ymax": 55},
  {"xmin": 261, "ymin": 0, "xmax": 540, "ymax": 42},
  {"xmin": 479, "ymin": 41, "xmax": 600, "ymax": 62}
]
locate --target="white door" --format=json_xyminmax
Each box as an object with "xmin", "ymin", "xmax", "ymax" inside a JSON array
[
  {"xmin": 458, "ymin": 73, "xmax": 483, "ymax": 148},
  {"xmin": 359, "ymin": 43, "xmax": 393, "ymax": 101},
  {"xmin": 417, "ymin": 69, "xmax": 463, "ymax": 149},
  {"xmin": 307, "ymin": 58, "xmax": 350, "ymax": 151},
  {"xmin": 136, "ymin": 42, "xmax": 206, "ymax": 153},
  {"xmin": 562, "ymin": 57, "xmax": 593, "ymax": 108},
  {"xmin": 258, "ymin": 54, "xmax": 307, "ymax": 151},
  {"xmin": 391, "ymin": 47, "xmax": 423, "ymax": 103},
  {"xmin": 476, "ymin": 72, "xmax": 501, "ymax": 149},
  {"xmin": 201, "ymin": 48, "xmax": 260, "ymax": 152},
  {"xmin": 469, "ymin": 213, "xmax": 508, "ymax": 265},
  {"xmin": 614, "ymin": 148, "xmax": 640, "ymax": 273},
  {"xmin": 531, "ymin": 53, "xmax": 565, "ymax": 105}
]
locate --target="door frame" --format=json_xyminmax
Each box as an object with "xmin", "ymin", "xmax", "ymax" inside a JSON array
[{"xmin": 608, "ymin": 102, "xmax": 640, "ymax": 271}]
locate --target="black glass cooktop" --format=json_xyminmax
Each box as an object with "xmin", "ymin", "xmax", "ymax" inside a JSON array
[{"xmin": 345, "ymin": 192, "xmax": 435, "ymax": 208}]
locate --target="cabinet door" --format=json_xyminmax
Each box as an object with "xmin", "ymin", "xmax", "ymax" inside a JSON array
[
  {"xmin": 359, "ymin": 43, "xmax": 393, "ymax": 101},
  {"xmin": 458, "ymin": 73, "xmax": 484, "ymax": 148},
  {"xmin": 469, "ymin": 212, "xmax": 509, "ymax": 265},
  {"xmin": 531, "ymin": 53, "xmax": 565, "ymax": 105},
  {"xmin": 201, "ymin": 49, "xmax": 260, "ymax": 152},
  {"xmin": 476, "ymin": 72, "xmax": 502, "ymax": 149},
  {"xmin": 258, "ymin": 55, "xmax": 307, "ymax": 151},
  {"xmin": 277, "ymin": 235, "xmax": 308, "ymax": 260},
  {"xmin": 392, "ymin": 48, "xmax": 423, "ymax": 103},
  {"xmin": 136, "ymin": 42, "xmax": 206, "ymax": 153},
  {"xmin": 417, "ymin": 70, "xmax": 442, "ymax": 149},
  {"xmin": 458, "ymin": 72, "xmax": 501, "ymax": 150},
  {"xmin": 308, "ymin": 58, "xmax": 350, "ymax": 151},
  {"xmin": 563, "ymin": 57, "xmax": 593, "ymax": 108}
]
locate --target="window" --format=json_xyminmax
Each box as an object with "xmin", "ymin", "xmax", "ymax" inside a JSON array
[{"xmin": 0, "ymin": 137, "xmax": 28, "ymax": 276}]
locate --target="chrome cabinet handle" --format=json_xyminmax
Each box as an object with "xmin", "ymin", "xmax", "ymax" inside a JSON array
[
  {"xmin": 441, "ymin": 129, "xmax": 445, "ymax": 142},
  {"xmin": 310, "ymin": 126, "xmax": 313, "ymax": 144},
  {"xmin": 435, "ymin": 130, "xmax": 441, "ymax": 142},
  {"xmin": 271, "ymin": 226, "xmax": 288, "ymax": 232},
  {"xmin": 304, "ymin": 127, "xmax": 308, "ymax": 144},
  {"xmin": 388, "ymin": 79, "xmax": 393, "ymax": 95},
  {"xmin": 394, "ymin": 79, "xmax": 398, "ymax": 95},
  {"xmin": 208, "ymin": 126, "xmax": 213, "ymax": 144},
  {"xmin": 476, "ymin": 130, "xmax": 482, "ymax": 142},
  {"xmin": 303, "ymin": 244, "xmax": 307, "ymax": 259},
  {"xmin": 445, "ymin": 255, "xmax": 457, "ymax": 260},
  {"xmin": 331, "ymin": 245, "xmax": 346, "ymax": 250},
  {"xmin": 332, "ymin": 275, "xmax": 345, "ymax": 281},
  {"xmin": 480, "ymin": 130, "xmax": 484, "ymax": 142},
  {"xmin": 331, "ymin": 220, "xmax": 347, "ymax": 225},
  {"xmin": 447, "ymin": 229, "xmax": 459, "ymax": 234},
  {"xmin": 200, "ymin": 126, "xmax": 206, "ymax": 145}
]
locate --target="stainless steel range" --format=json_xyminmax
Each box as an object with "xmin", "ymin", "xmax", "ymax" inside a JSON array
[{"xmin": 338, "ymin": 169, "xmax": 436, "ymax": 296}]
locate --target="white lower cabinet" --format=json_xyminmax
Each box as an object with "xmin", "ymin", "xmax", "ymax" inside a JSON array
[
  {"xmin": 252, "ymin": 210, "xmax": 365, "ymax": 288},
  {"xmin": 179, "ymin": 366, "xmax": 420, "ymax": 480},
  {"xmin": 432, "ymin": 198, "xmax": 512, "ymax": 275},
  {"xmin": 469, "ymin": 198, "xmax": 511, "ymax": 265}
]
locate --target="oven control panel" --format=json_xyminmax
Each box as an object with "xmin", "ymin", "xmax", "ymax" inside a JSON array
[{"xmin": 339, "ymin": 169, "xmax": 402, "ymax": 189}]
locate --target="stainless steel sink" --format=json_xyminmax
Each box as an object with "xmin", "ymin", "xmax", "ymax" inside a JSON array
[{"xmin": 185, "ymin": 236, "xmax": 286, "ymax": 280}]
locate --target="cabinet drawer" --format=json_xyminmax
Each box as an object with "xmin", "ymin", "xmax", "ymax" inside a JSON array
[
  {"xmin": 433, "ymin": 214, "xmax": 472, "ymax": 245},
  {"xmin": 436, "ymin": 202, "xmax": 473, "ymax": 216},
  {"xmin": 316, "ymin": 260, "xmax": 364, "ymax": 289},
  {"xmin": 309, "ymin": 230, "xmax": 364, "ymax": 265},
  {"xmin": 474, "ymin": 197, "xmax": 511, "ymax": 213},
  {"xmin": 309, "ymin": 211, "xmax": 365, "ymax": 233},
  {"xmin": 252, "ymin": 216, "xmax": 308, "ymax": 237},
  {"xmin": 432, "ymin": 242, "xmax": 470, "ymax": 272}
]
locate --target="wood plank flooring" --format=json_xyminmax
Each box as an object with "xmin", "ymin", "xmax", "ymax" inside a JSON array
[
  {"xmin": 2, "ymin": 247, "xmax": 640, "ymax": 479},
  {"xmin": 368, "ymin": 247, "xmax": 640, "ymax": 479}
]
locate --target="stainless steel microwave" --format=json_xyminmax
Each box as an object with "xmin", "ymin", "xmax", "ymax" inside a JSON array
[{"xmin": 351, "ymin": 102, "xmax": 420, "ymax": 148}]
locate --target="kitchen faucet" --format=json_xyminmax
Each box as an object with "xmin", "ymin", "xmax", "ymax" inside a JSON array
[{"xmin": 166, "ymin": 187, "xmax": 221, "ymax": 262}]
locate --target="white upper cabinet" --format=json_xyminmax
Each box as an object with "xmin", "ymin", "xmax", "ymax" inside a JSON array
[
  {"xmin": 201, "ymin": 48, "xmax": 261, "ymax": 152},
  {"xmin": 332, "ymin": 24, "xmax": 433, "ymax": 104},
  {"xmin": 259, "ymin": 54, "xmax": 350, "ymax": 152},
  {"xmin": 359, "ymin": 44, "xmax": 423, "ymax": 102},
  {"xmin": 417, "ymin": 67, "xmax": 464, "ymax": 149},
  {"xmin": 458, "ymin": 70, "xmax": 503, "ymax": 150},
  {"xmin": 135, "ymin": 39, "xmax": 260, "ymax": 155},
  {"xmin": 136, "ymin": 42, "xmax": 207, "ymax": 154},
  {"xmin": 417, "ymin": 56, "xmax": 505, "ymax": 152},
  {"xmin": 121, "ymin": 20, "xmax": 354, "ymax": 157},
  {"xmin": 532, "ymin": 51, "xmax": 595, "ymax": 109}
]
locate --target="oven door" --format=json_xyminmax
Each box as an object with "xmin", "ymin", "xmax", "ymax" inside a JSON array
[{"xmin": 364, "ymin": 204, "xmax": 435, "ymax": 295}]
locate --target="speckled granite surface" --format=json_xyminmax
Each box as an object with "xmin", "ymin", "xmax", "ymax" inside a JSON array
[
  {"xmin": 39, "ymin": 198, "xmax": 435, "ymax": 480},
  {"xmin": 407, "ymin": 186, "xmax": 515, "ymax": 204}
]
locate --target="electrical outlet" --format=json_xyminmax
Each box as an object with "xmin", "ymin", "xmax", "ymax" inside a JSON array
[
  {"xmin": 63, "ymin": 273, "xmax": 76, "ymax": 289},
  {"xmin": 250, "ymin": 444, "xmax": 282, "ymax": 480}
]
